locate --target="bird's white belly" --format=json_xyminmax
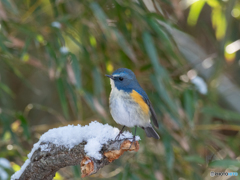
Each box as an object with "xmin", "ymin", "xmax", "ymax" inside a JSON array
[
  {"xmin": 109, "ymin": 88, "xmax": 150, "ymax": 127},
  {"xmin": 110, "ymin": 96, "xmax": 133, "ymax": 126}
]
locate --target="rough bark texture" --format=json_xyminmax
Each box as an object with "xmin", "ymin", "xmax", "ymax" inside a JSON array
[{"xmin": 15, "ymin": 139, "xmax": 139, "ymax": 180}]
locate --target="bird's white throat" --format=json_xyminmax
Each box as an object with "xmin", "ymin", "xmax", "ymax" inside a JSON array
[{"xmin": 110, "ymin": 79, "xmax": 115, "ymax": 89}]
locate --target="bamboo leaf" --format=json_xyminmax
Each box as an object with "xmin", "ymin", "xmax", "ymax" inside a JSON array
[
  {"xmin": 163, "ymin": 134, "xmax": 174, "ymax": 170},
  {"xmin": 90, "ymin": 2, "xmax": 137, "ymax": 62},
  {"xmin": 142, "ymin": 31, "xmax": 168, "ymax": 79},
  {"xmin": 201, "ymin": 106, "xmax": 240, "ymax": 121},
  {"xmin": 56, "ymin": 78, "xmax": 69, "ymax": 119},
  {"xmin": 0, "ymin": 82, "xmax": 15, "ymax": 98},
  {"xmin": 112, "ymin": 28, "xmax": 137, "ymax": 63},
  {"xmin": 70, "ymin": 53, "xmax": 81, "ymax": 90},
  {"xmin": 209, "ymin": 159, "xmax": 240, "ymax": 168},
  {"xmin": 187, "ymin": 1, "xmax": 205, "ymax": 26},
  {"xmin": 93, "ymin": 66, "xmax": 103, "ymax": 97},
  {"xmin": 184, "ymin": 155, "xmax": 205, "ymax": 164},
  {"xmin": 16, "ymin": 113, "xmax": 30, "ymax": 139},
  {"xmin": 183, "ymin": 89, "xmax": 196, "ymax": 125}
]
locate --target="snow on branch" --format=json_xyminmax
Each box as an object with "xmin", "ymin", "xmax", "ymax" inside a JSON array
[{"xmin": 11, "ymin": 121, "xmax": 140, "ymax": 180}]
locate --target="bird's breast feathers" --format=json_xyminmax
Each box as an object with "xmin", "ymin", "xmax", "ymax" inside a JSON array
[
  {"xmin": 109, "ymin": 85, "xmax": 150, "ymax": 127},
  {"xmin": 110, "ymin": 86, "xmax": 149, "ymax": 115}
]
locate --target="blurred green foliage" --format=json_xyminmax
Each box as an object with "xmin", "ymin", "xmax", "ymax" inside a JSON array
[{"xmin": 1, "ymin": 0, "xmax": 240, "ymax": 179}]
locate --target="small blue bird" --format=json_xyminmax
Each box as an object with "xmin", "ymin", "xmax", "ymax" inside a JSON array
[{"xmin": 106, "ymin": 68, "xmax": 160, "ymax": 141}]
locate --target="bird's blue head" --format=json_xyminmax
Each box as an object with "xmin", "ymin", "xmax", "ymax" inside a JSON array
[{"xmin": 105, "ymin": 68, "xmax": 139, "ymax": 92}]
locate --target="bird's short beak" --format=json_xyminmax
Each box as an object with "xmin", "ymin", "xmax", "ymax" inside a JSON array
[{"xmin": 105, "ymin": 74, "xmax": 114, "ymax": 80}]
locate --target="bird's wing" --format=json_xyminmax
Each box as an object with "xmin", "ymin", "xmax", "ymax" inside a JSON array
[
  {"xmin": 134, "ymin": 88, "xmax": 159, "ymax": 128},
  {"xmin": 145, "ymin": 99, "xmax": 159, "ymax": 128}
]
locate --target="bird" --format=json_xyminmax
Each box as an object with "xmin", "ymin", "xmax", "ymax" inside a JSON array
[{"xmin": 105, "ymin": 68, "xmax": 160, "ymax": 143}]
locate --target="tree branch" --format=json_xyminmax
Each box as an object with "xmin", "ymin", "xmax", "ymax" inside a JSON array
[{"xmin": 13, "ymin": 139, "xmax": 139, "ymax": 180}]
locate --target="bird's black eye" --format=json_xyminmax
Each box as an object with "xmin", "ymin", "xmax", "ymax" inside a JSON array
[{"xmin": 119, "ymin": 77, "xmax": 123, "ymax": 81}]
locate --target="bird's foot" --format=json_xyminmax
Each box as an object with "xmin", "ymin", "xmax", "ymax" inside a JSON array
[
  {"xmin": 128, "ymin": 136, "xmax": 136, "ymax": 150},
  {"xmin": 115, "ymin": 126, "xmax": 126, "ymax": 140},
  {"xmin": 115, "ymin": 132, "xmax": 125, "ymax": 141}
]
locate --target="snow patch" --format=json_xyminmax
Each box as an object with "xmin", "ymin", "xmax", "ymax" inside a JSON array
[
  {"xmin": 60, "ymin": 46, "xmax": 69, "ymax": 54},
  {"xmin": 84, "ymin": 160, "xmax": 91, "ymax": 165},
  {"xmin": 0, "ymin": 168, "xmax": 8, "ymax": 180},
  {"xmin": 191, "ymin": 76, "xmax": 208, "ymax": 94},
  {"xmin": 0, "ymin": 158, "xmax": 11, "ymax": 169},
  {"xmin": 51, "ymin": 21, "xmax": 61, "ymax": 28},
  {"xmin": 0, "ymin": 158, "xmax": 11, "ymax": 180}
]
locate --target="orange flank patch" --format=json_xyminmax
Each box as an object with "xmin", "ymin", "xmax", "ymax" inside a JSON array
[{"xmin": 130, "ymin": 90, "xmax": 149, "ymax": 114}]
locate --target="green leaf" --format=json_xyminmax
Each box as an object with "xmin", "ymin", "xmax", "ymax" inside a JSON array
[
  {"xmin": 70, "ymin": 53, "xmax": 81, "ymax": 89},
  {"xmin": 93, "ymin": 66, "xmax": 103, "ymax": 97},
  {"xmin": 148, "ymin": 19, "xmax": 182, "ymax": 64},
  {"xmin": 142, "ymin": 31, "xmax": 168, "ymax": 79},
  {"xmin": 45, "ymin": 43, "xmax": 58, "ymax": 65},
  {"xmin": 0, "ymin": 114, "xmax": 18, "ymax": 144},
  {"xmin": 187, "ymin": 1, "xmax": 205, "ymax": 26},
  {"xmin": 90, "ymin": 2, "xmax": 137, "ymax": 62},
  {"xmin": 0, "ymin": 82, "xmax": 15, "ymax": 98},
  {"xmin": 20, "ymin": 38, "xmax": 31, "ymax": 62},
  {"xmin": 82, "ymin": 91, "xmax": 95, "ymax": 111},
  {"xmin": 201, "ymin": 106, "xmax": 240, "ymax": 121},
  {"xmin": 211, "ymin": 6, "xmax": 227, "ymax": 40},
  {"xmin": 16, "ymin": 113, "xmax": 30, "ymax": 139},
  {"xmin": 209, "ymin": 159, "xmax": 240, "ymax": 168},
  {"xmin": 90, "ymin": 2, "xmax": 109, "ymax": 32},
  {"xmin": 56, "ymin": 78, "xmax": 69, "ymax": 119},
  {"xmin": 0, "ymin": 34, "xmax": 10, "ymax": 53},
  {"xmin": 163, "ymin": 134, "xmax": 174, "ymax": 170},
  {"xmin": 184, "ymin": 155, "xmax": 205, "ymax": 164},
  {"xmin": 207, "ymin": 0, "xmax": 220, "ymax": 8},
  {"xmin": 65, "ymin": 82, "xmax": 79, "ymax": 118},
  {"xmin": 150, "ymin": 75, "xmax": 180, "ymax": 126},
  {"xmin": 112, "ymin": 28, "xmax": 137, "ymax": 63},
  {"xmin": 183, "ymin": 89, "xmax": 196, "ymax": 125},
  {"xmin": 89, "ymin": 35, "xmax": 97, "ymax": 47}
]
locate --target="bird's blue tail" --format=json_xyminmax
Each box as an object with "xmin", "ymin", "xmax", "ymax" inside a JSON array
[{"xmin": 144, "ymin": 126, "xmax": 160, "ymax": 139}]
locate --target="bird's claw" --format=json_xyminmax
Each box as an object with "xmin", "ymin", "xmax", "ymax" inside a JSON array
[
  {"xmin": 128, "ymin": 136, "xmax": 136, "ymax": 150},
  {"xmin": 115, "ymin": 132, "xmax": 125, "ymax": 141}
]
